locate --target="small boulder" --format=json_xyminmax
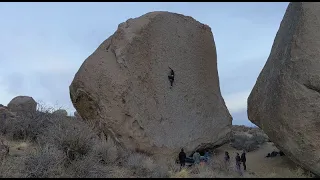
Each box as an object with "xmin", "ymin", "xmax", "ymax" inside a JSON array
[
  {"xmin": 7, "ymin": 96, "xmax": 37, "ymax": 115},
  {"xmin": 52, "ymin": 109, "xmax": 68, "ymax": 116}
]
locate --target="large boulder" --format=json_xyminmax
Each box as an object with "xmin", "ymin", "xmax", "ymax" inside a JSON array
[
  {"xmin": 7, "ymin": 96, "xmax": 37, "ymax": 115},
  {"xmin": 248, "ymin": 2, "xmax": 320, "ymax": 175},
  {"xmin": 52, "ymin": 109, "xmax": 68, "ymax": 116},
  {"xmin": 70, "ymin": 11, "xmax": 232, "ymax": 156}
]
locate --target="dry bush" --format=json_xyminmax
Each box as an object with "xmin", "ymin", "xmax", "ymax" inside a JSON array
[
  {"xmin": 231, "ymin": 132, "xmax": 267, "ymax": 152},
  {"xmin": 0, "ymin": 102, "xmax": 73, "ymax": 142},
  {"xmin": 0, "ymin": 111, "xmax": 54, "ymax": 141},
  {"xmin": 191, "ymin": 166, "xmax": 232, "ymax": 178},
  {"xmin": 230, "ymin": 125, "xmax": 269, "ymax": 151},
  {"xmin": 125, "ymin": 153, "xmax": 151, "ymax": 177},
  {"xmin": 232, "ymin": 125, "xmax": 268, "ymax": 138},
  {"xmin": 125, "ymin": 152, "xmax": 169, "ymax": 178},
  {"xmin": 1, "ymin": 103, "xmax": 148, "ymax": 178},
  {"xmin": 90, "ymin": 141, "xmax": 117, "ymax": 165},
  {"xmin": 64, "ymin": 154, "xmax": 112, "ymax": 178},
  {"xmin": 0, "ymin": 157, "xmax": 25, "ymax": 178},
  {"xmin": 108, "ymin": 166, "xmax": 132, "ymax": 178},
  {"xmin": 170, "ymin": 168, "xmax": 190, "ymax": 178},
  {"xmin": 24, "ymin": 145, "xmax": 66, "ymax": 178},
  {"xmin": 38, "ymin": 115, "xmax": 98, "ymax": 160},
  {"xmin": 88, "ymin": 136, "xmax": 128, "ymax": 166},
  {"xmin": 150, "ymin": 162, "xmax": 169, "ymax": 178},
  {"xmin": 252, "ymin": 132, "xmax": 268, "ymax": 144},
  {"xmin": 167, "ymin": 159, "xmax": 180, "ymax": 173},
  {"xmin": 24, "ymin": 135, "xmax": 125, "ymax": 178}
]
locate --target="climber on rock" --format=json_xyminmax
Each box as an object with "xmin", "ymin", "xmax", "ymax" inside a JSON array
[{"xmin": 168, "ymin": 67, "xmax": 175, "ymax": 87}]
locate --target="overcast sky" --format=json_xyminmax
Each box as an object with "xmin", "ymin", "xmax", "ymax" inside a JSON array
[{"xmin": 0, "ymin": 2, "xmax": 289, "ymax": 126}]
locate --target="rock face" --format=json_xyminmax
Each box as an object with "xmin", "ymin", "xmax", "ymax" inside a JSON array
[
  {"xmin": 52, "ymin": 109, "xmax": 68, "ymax": 116},
  {"xmin": 7, "ymin": 96, "xmax": 37, "ymax": 114},
  {"xmin": 70, "ymin": 11, "xmax": 232, "ymax": 156},
  {"xmin": 248, "ymin": 2, "xmax": 320, "ymax": 175}
]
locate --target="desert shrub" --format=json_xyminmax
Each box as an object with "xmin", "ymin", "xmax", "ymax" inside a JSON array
[
  {"xmin": 252, "ymin": 132, "xmax": 268, "ymax": 144},
  {"xmin": 124, "ymin": 152, "xmax": 169, "ymax": 178},
  {"xmin": 108, "ymin": 166, "xmax": 132, "ymax": 178},
  {"xmin": 150, "ymin": 163, "xmax": 169, "ymax": 178},
  {"xmin": 89, "ymin": 139, "xmax": 120, "ymax": 165},
  {"xmin": 21, "ymin": 114, "xmax": 121, "ymax": 178},
  {"xmin": 0, "ymin": 111, "xmax": 54, "ymax": 141},
  {"xmin": 0, "ymin": 155, "xmax": 25, "ymax": 178},
  {"xmin": 231, "ymin": 132, "xmax": 267, "ymax": 152},
  {"xmin": 64, "ymin": 154, "xmax": 112, "ymax": 178},
  {"xmin": 38, "ymin": 117, "xmax": 98, "ymax": 159},
  {"xmin": 24, "ymin": 145, "xmax": 66, "ymax": 178},
  {"xmin": 126, "ymin": 153, "xmax": 147, "ymax": 169},
  {"xmin": 232, "ymin": 125, "xmax": 269, "ymax": 140},
  {"xmin": 0, "ymin": 102, "xmax": 73, "ymax": 142},
  {"xmin": 3, "ymin": 102, "xmax": 172, "ymax": 178},
  {"xmin": 170, "ymin": 168, "xmax": 190, "ymax": 178}
]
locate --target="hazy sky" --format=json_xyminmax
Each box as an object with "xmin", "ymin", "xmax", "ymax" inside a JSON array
[{"xmin": 0, "ymin": 2, "xmax": 289, "ymax": 126}]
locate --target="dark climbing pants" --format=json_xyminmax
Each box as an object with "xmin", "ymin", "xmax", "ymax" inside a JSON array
[
  {"xmin": 180, "ymin": 161, "xmax": 185, "ymax": 170},
  {"xmin": 168, "ymin": 76, "xmax": 174, "ymax": 87},
  {"xmin": 242, "ymin": 161, "xmax": 246, "ymax": 171}
]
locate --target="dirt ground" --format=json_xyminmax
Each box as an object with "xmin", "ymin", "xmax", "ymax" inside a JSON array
[
  {"xmin": 0, "ymin": 137, "xmax": 37, "ymax": 177},
  {"xmin": 213, "ymin": 142, "xmax": 308, "ymax": 177}
]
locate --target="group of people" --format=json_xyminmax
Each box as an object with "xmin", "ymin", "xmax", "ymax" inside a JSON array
[
  {"xmin": 178, "ymin": 148, "xmax": 247, "ymax": 175},
  {"xmin": 224, "ymin": 150, "xmax": 246, "ymax": 174},
  {"xmin": 178, "ymin": 149, "xmax": 210, "ymax": 168}
]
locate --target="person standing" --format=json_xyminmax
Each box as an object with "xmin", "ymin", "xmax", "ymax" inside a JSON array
[
  {"xmin": 224, "ymin": 151, "xmax": 230, "ymax": 171},
  {"xmin": 224, "ymin": 151, "xmax": 230, "ymax": 162},
  {"xmin": 178, "ymin": 148, "xmax": 187, "ymax": 169},
  {"xmin": 204, "ymin": 150, "xmax": 210, "ymax": 162},
  {"xmin": 193, "ymin": 151, "xmax": 201, "ymax": 165},
  {"xmin": 235, "ymin": 153, "xmax": 242, "ymax": 176},
  {"xmin": 241, "ymin": 150, "xmax": 247, "ymax": 171}
]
